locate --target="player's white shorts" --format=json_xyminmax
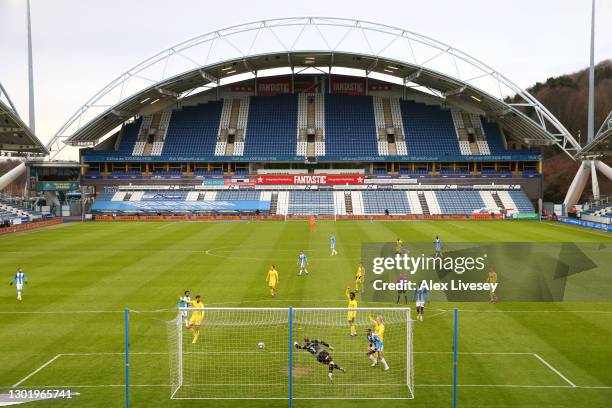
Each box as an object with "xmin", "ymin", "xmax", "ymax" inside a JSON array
[
  {"xmin": 181, "ymin": 310, "xmax": 188, "ymax": 318},
  {"xmin": 416, "ymin": 301, "xmax": 425, "ymax": 308},
  {"xmin": 15, "ymin": 283, "xmax": 23, "ymax": 291}
]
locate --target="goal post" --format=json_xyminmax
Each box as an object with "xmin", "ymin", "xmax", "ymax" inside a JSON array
[{"xmin": 166, "ymin": 307, "xmax": 413, "ymax": 401}]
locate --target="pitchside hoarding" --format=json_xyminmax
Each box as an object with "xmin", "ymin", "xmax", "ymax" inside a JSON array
[{"xmin": 254, "ymin": 174, "xmax": 365, "ymax": 185}]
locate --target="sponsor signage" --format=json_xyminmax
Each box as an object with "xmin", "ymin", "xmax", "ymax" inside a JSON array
[
  {"xmin": 558, "ymin": 217, "xmax": 612, "ymax": 232},
  {"xmin": 35, "ymin": 181, "xmax": 79, "ymax": 191},
  {"xmin": 257, "ymin": 77, "xmax": 292, "ymax": 96},
  {"xmin": 255, "ymin": 174, "xmax": 365, "ymax": 185},
  {"xmin": 331, "ymin": 76, "xmax": 365, "ymax": 95}
]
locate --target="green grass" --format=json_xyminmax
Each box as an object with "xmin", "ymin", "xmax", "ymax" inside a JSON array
[{"xmin": 0, "ymin": 220, "xmax": 611, "ymax": 407}]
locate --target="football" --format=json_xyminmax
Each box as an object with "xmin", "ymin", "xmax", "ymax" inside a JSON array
[{"xmin": 258, "ymin": 342, "xmax": 265, "ymax": 349}]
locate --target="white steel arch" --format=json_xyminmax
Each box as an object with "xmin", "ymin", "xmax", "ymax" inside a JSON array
[{"xmin": 48, "ymin": 16, "xmax": 580, "ymax": 158}]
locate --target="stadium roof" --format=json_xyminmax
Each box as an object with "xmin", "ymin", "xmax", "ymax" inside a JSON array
[
  {"xmin": 0, "ymin": 83, "xmax": 48, "ymax": 155},
  {"xmin": 578, "ymin": 111, "xmax": 612, "ymax": 157},
  {"xmin": 52, "ymin": 17, "xmax": 580, "ymax": 158}
]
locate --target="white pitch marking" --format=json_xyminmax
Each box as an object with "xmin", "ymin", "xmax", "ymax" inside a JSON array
[
  {"xmin": 543, "ymin": 221, "xmax": 612, "ymax": 238},
  {"xmin": 532, "ymin": 353, "xmax": 577, "ymax": 388},
  {"xmin": 11, "ymin": 354, "xmax": 62, "ymax": 388},
  {"xmin": 17, "ymin": 384, "xmax": 612, "ymax": 390}
]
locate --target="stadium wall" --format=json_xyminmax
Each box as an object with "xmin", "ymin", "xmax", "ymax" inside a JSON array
[{"xmin": 0, "ymin": 217, "xmax": 63, "ymax": 235}]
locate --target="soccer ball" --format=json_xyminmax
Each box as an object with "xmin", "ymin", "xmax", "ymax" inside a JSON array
[{"xmin": 258, "ymin": 342, "xmax": 265, "ymax": 349}]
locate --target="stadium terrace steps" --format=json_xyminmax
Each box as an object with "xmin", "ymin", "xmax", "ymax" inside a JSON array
[
  {"xmin": 374, "ymin": 97, "xmax": 408, "ymax": 156},
  {"xmin": 479, "ymin": 191, "xmax": 500, "ymax": 212},
  {"xmin": 344, "ymin": 192, "xmax": 353, "ymax": 215},
  {"xmin": 417, "ymin": 192, "xmax": 430, "ymax": 215},
  {"xmin": 423, "ymin": 191, "xmax": 441, "ymax": 215},
  {"xmin": 389, "ymin": 98, "xmax": 407, "ymax": 156},
  {"xmin": 112, "ymin": 191, "xmax": 127, "ymax": 201},
  {"xmin": 407, "ymin": 191, "xmax": 423, "ymax": 214},
  {"xmin": 497, "ymin": 191, "xmax": 518, "ymax": 213},
  {"xmin": 333, "ymin": 191, "xmax": 347, "ymax": 215},
  {"xmin": 276, "ymin": 191, "xmax": 289, "ymax": 215},
  {"xmin": 215, "ymin": 97, "xmax": 250, "ymax": 156},
  {"xmin": 314, "ymin": 94, "xmax": 326, "ymax": 156},
  {"xmin": 129, "ymin": 191, "xmax": 144, "ymax": 202},
  {"xmin": 350, "ymin": 191, "xmax": 364, "ymax": 215},
  {"xmin": 203, "ymin": 191, "xmax": 217, "ymax": 200}
]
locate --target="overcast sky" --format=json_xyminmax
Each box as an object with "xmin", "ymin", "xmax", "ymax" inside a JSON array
[{"xmin": 0, "ymin": 0, "xmax": 611, "ymax": 148}]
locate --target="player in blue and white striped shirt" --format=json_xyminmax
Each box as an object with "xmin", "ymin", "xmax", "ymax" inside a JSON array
[
  {"xmin": 178, "ymin": 290, "xmax": 191, "ymax": 327},
  {"xmin": 434, "ymin": 235, "xmax": 443, "ymax": 257},
  {"xmin": 9, "ymin": 268, "xmax": 28, "ymax": 302},
  {"xmin": 330, "ymin": 235, "xmax": 337, "ymax": 256},
  {"xmin": 297, "ymin": 250, "xmax": 309, "ymax": 276},
  {"xmin": 413, "ymin": 282, "xmax": 430, "ymax": 321},
  {"xmin": 366, "ymin": 328, "xmax": 389, "ymax": 370}
]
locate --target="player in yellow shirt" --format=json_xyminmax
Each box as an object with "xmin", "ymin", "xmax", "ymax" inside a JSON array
[
  {"xmin": 182, "ymin": 295, "xmax": 205, "ymax": 343},
  {"xmin": 346, "ymin": 287, "xmax": 358, "ymax": 337},
  {"xmin": 355, "ymin": 262, "xmax": 365, "ymax": 293},
  {"xmin": 368, "ymin": 312, "xmax": 385, "ymax": 342},
  {"xmin": 395, "ymin": 238, "xmax": 404, "ymax": 255},
  {"xmin": 266, "ymin": 265, "xmax": 279, "ymax": 297},
  {"xmin": 487, "ymin": 270, "xmax": 498, "ymax": 303}
]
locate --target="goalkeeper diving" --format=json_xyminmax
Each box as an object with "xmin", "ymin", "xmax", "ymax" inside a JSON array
[{"xmin": 294, "ymin": 337, "xmax": 346, "ymax": 383}]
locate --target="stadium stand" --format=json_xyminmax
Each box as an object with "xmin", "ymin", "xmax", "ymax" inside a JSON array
[
  {"xmin": 244, "ymin": 95, "xmax": 298, "ymax": 157},
  {"xmin": 400, "ymin": 100, "xmax": 462, "ymax": 157},
  {"xmin": 287, "ymin": 191, "xmax": 335, "ymax": 215},
  {"xmin": 362, "ymin": 191, "xmax": 412, "ymax": 215},
  {"xmin": 324, "ymin": 95, "xmax": 378, "ymax": 158},
  {"xmin": 162, "ymin": 101, "xmax": 223, "ymax": 157},
  {"xmin": 0, "ymin": 196, "xmax": 41, "ymax": 222},
  {"xmin": 78, "ymin": 84, "xmax": 541, "ymax": 218},
  {"xmin": 89, "ymin": 188, "xmax": 535, "ymax": 216},
  {"xmin": 435, "ymin": 191, "xmax": 485, "ymax": 214}
]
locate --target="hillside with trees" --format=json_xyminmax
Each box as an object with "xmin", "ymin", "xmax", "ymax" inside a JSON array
[{"xmin": 524, "ymin": 60, "xmax": 612, "ymax": 202}]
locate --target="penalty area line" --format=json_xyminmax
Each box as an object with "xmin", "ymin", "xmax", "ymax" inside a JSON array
[
  {"xmin": 532, "ymin": 353, "xmax": 577, "ymax": 388},
  {"xmin": 12, "ymin": 354, "xmax": 62, "ymax": 388}
]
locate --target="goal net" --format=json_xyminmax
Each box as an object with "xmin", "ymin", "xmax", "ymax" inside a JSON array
[{"xmin": 166, "ymin": 307, "xmax": 413, "ymax": 400}]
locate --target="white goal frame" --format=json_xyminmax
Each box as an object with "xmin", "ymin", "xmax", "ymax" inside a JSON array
[{"xmin": 168, "ymin": 307, "xmax": 413, "ymax": 401}]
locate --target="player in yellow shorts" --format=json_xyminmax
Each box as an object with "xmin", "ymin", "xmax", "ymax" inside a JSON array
[
  {"xmin": 487, "ymin": 270, "xmax": 498, "ymax": 303},
  {"xmin": 355, "ymin": 262, "xmax": 365, "ymax": 293},
  {"xmin": 367, "ymin": 312, "xmax": 386, "ymax": 362},
  {"xmin": 182, "ymin": 295, "xmax": 205, "ymax": 343},
  {"xmin": 346, "ymin": 287, "xmax": 358, "ymax": 337},
  {"xmin": 395, "ymin": 238, "xmax": 404, "ymax": 255},
  {"xmin": 368, "ymin": 312, "xmax": 385, "ymax": 342},
  {"xmin": 266, "ymin": 265, "xmax": 279, "ymax": 297}
]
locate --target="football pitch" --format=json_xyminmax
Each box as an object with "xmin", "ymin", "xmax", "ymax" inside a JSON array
[{"xmin": 1, "ymin": 220, "xmax": 611, "ymax": 407}]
